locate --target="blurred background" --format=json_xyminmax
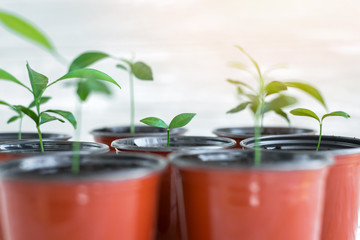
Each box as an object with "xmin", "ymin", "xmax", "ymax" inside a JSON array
[{"xmin": 1, "ymin": 0, "xmax": 360, "ymax": 140}]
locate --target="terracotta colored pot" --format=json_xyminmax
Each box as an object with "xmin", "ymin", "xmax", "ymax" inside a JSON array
[
  {"xmin": 0, "ymin": 132, "xmax": 71, "ymax": 142},
  {"xmin": 0, "ymin": 140, "xmax": 109, "ymax": 239},
  {"xmin": 241, "ymin": 135, "xmax": 360, "ymax": 240},
  {"xmin": 0, "ymin": 152, "xmax": 167, "ymax": 240},
  {"xmin": 111, "ymin": 136, "xmax": 236, "ymax": 240},
  {"xmin": 170, "ymin": 149, "xmax": 332, "ymax": 240},
  {"xmin": 91, "ymin": 126, "xmax": 187, "ymax": 151},
  {"xmin": 213, "ymin": 126, "xmax": 315, "ymax": 147}
]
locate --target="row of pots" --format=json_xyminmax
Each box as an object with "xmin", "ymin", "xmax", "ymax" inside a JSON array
[{"xmin": 0, "ymin": 126, "xmax": 358, "ymax": 240}]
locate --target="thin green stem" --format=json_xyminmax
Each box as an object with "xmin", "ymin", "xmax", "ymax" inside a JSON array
[
  {"xmin": 167, "ymin": 128, "xmax": 170, "ymax": 147},
  {"xmin": 18, "ymin": 117, "xmax": 23, "ymax": 140},
  {"xmin": 254, "ymin": 78, "xmax": 265, "ymax": 165},
  {"xmin": 129, "ymin": 71, "xmax": 135, "ymax": 134},
  {"xmin": 35, "ymin": 101, "xmax": 44, "ymax": 152},
  {"xmin": 72, "ymin": 101, "xmax": 82, "ymax": 174},
  {"xmin": 316, "ymin": 123, "xmax": 323, "ymax": 152},
  {"xmin": 36, "ymin": 125, "xmax": 44, "ymax": 152}
]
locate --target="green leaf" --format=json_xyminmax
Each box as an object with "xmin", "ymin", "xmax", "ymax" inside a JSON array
[
  {"xmin": 7, "ymin": 115, "xmax": 20, "ymax": 124},
  {"xmin": 237, "ymin": 86, "xmax": 244, "ymax": 95},
  {"xmin": 290, "ymin": 108, "xmax": 320, "ymax": 123},
  {"xmin": 263, "ymin": 95, "xmax": 297, "ymax": 113},
  {"xmin": 116, "ymin": 64, "xmax": 128, "ymax": 71},
  {"xmin": 68, "ymin": 51, "xmax": 110, "ymax": 72},
  {"xmin": 0, "ymin": 100, "xmax": 18, "ymax": 112},
  {"xmin": 263, "ymin": 63, "xmax": 288, "ymax": 76},
  {"xmin": 274, "ymin": 109, "xmax": 290, "ymax": 125},
  {"xmin": 0, "ymin": 68, "xmax": 32, "ymax": 92},
  {"xmin": 0, "ymin": 10, "xmax": 54, "ymax": 51},
  {"xmin": 265, "ymin": 81, "xmax": 287, "ymax": 96},
  {"xmin": 51, "ymin": 68, "xmax": 121, "ymax": 89},
  {"xmin": 234, "ymin": 45, "xmax": 262, "ymax": 80},
  {"xmin": 76, "ymin": 80, "xmax": 90, "ymax": 102},
  {"xmin": 169, "ymin": 113, "xmax": 196, "ymax": 129},
  {"xmin": 26, "ymin": 63, "xmax": 48, "ymax": 100},
  {"xmin": 140, "ymin": 117, "xmax": 168, "ymax": 129},
  {"xmin": 284, "ymin": 82, "xmax": 327, "ymax": 109},
  {"xmin": 131, "ymin": 61, "xmax": 153, "ymax": 80},
  {"xmin": 226, "ymin": 102, "xmax": 250, "ymax": 114},
  {"xmin": 28, "ymin": 96, "xmax": 51, "ymax": 108},
  {"xmin": 228, "ymin": 61, "xmax": 249, "ymax": 70},
  {"xmin": 226, "ymin": 79, "xmax": 254, "ymax": 91},
  {"xmin": 40, "ymin": 112, "xmax": 64, "ymax": 125},
  {"xmin": 44, "ymin": 109, "xmax": 77, "ymax": 129},
  {"xmin": 322, "ymin": 111, "xmax": 350, "ymax": 121},
  {"xmin": 75, "ymin": 79, "xmax": 112, "ymax": 102},
  {"xmin": 15, "ymin": 105, "xmax": 39, "ymax": 124}
]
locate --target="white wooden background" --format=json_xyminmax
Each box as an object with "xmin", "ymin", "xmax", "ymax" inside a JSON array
[{"xmin": 1, "ymin": 0, "xmax": 360, "ymax": 141}]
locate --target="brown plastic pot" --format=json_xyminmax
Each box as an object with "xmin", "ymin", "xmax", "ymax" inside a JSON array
[
  {"xmin": 111, "ymin": 136, "xmax": 236, "ymax": 240},
  {"xmin": 0, "ymin": 132, "xmax": 71, "ymax": 142},
  {"xmin": 241, "ymin": 135, "xmax": 360, "ymax": 240},
  {"xmin": 170, "ymin": 149, "xmax": 333, "ymax": 240},
  {"xmin": 0, "ymin": 152, "xmax": 167, "ymax": 240},
  {"xmin": 213, "ymin": 126, "xmax": 315, "ymax": 147},
  {"xmin": 91, "ymin": 126, "xmax": 187, "ymax": 151}
]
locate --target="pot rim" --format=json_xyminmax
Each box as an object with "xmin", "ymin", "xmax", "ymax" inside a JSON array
[
  {"xmin": 0, "ymin": 132, "xmax": 71, "ymax": 141},
  {"xmin": 0, "ymin": 152, "xmax": 167, "ymax": 181},
  {"xmin": 169, "ymin": 149, "xmax": 333, "ymax": 171},
  {"xmin": 111, "ymin": 136, "xmax": 237, "ymax": 152},
  {"xmin": 90, "ymin": 125, "xmax": 187, "ymax": 137},
  {"xmin": 240, "ymin": 134, "xmax": 360, "ymax": 155},
  {"xmin": 213, "ymin": 126, "xmax": 315, "ymax": 138},
  {"xmin": 0, "ymin": 140, "xmax": 109, "ymax": 154}
]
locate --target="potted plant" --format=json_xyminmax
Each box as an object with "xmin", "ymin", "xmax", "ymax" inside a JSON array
[
  {"xmin": 169, "ymin": 149, "xmax": 333, "ymax": 240},
  {"xmin": 213, "ymin": 46, "xmax": 326, "ymax": 145},
  {"xmin": 240, "ymin": 108, "xmax": 359, "ymax": 240},
  {"xmin": 0, "ymin": 152, "xmax": 167, "ymax": 240},
  {"xmin": 112, "ymin": 113, "xmax": 236, "ymax": 240}
]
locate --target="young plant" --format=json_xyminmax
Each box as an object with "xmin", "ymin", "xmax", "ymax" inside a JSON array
[
  {"xmin": 140, "ymin": 113, "xmax": 196, "ymax": 147},
  {"xmin": 290, "ymin": 108, "xmax": 350, "ymax": 151},
  {"xmin": 227, "ymin": 45, "xmax": 327, "ymax": 164},
  {"xmin": 0, "ymin": 64, "xmax": 77, "ymax": 151},
  {"xmin": 68, "ymin": 51, "xmax": 153, "ymax": 134},
  {"xmin": 0, "ymin": 63, "xmax": 119, "ymax": 155}
]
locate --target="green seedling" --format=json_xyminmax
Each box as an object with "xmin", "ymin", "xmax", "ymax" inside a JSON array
[
  {"xmin": 290, "ymin": 108, "xmax": 350, "ymax": 151},
  {"xmin": 0, "ymin": 64, "xmax": 119, "ymax": 156},
  {"xmin": 68, "ymin": 51, "xmax": 153, "ymax": 134},
  {"xmin": 227, "ymin": 46, "xmax": 327, "ymax": 165},
  {"xmin": 0, "ymin": 9, "xmax": 65, "ymax": 62},
  {"xmin": 140, "ymin": 113, "xmax": 196, "ymax": 147},
  {"xmin": 0, "ymin": 64, "xmax": 77, "ymax": 151}
]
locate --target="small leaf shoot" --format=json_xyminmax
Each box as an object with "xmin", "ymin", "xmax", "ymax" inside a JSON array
[
  {"xmin": 290, "ymin": 108, "xmax": 350, "ymax": 151},
  {"xmin": 140, "ymin": 113, "xmax": 196, "ymax": 147}
]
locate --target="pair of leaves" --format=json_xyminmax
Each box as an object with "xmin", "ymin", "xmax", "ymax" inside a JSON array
[
  {"xmin": 290, "ymin": 108, "xmax": 350, "ymax": 124},
  {"xmin": 140, "ymin": 113, "xmax": 196, "ymax": 130},
  {"xmin": 0, "ymin": 10, "xmax": 54, "ymax": 52},
  {"xmin": 69, "ymin": 51, "xmax": 153, "ymax": 80},
  {"xmin": 15, "ymin": 105, "xmax": 77, "ymax": 129}
]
